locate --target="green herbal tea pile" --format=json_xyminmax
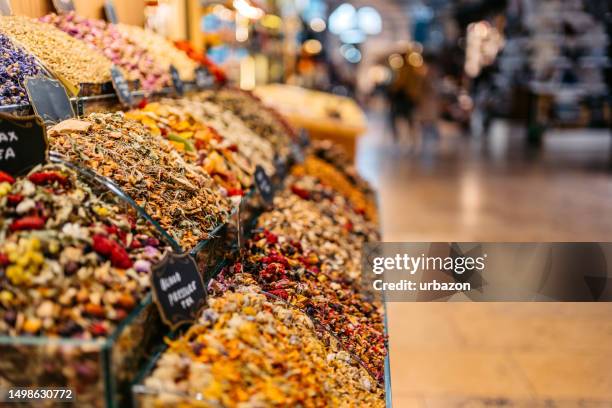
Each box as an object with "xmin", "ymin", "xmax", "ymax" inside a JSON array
[
  {"xmin": 194, "ymin": 88, "xmax": 294, "ymax": 157},
  {"xmin": 141, "ymin": 289, "xmax": 384, "ymax": 407},
  {"xmin": 47, "ymin": 113, "xmax": 230, "ymax": 249},
  {"xmin": 0, "ymin": 165, "xmax": 167, "ymax": 338},
  {"xmin": 0, "ymin": 15, "xmax": 112, "ymax": 86}
]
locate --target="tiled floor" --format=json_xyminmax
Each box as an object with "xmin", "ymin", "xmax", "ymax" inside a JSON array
[{"xmin": 356, "ymin": 115, "xmax": 612, "ymax": 407}]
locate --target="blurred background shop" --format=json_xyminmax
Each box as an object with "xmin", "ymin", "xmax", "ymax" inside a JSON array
[{"xmin": 8, "ymin": 0, "xmax": 612, "ymax": 406}]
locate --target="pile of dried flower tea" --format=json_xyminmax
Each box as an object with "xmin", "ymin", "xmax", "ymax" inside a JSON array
[
  {"xmin": 309, "ymin": 139, "xmax": 376, "ymax": 199},
  {"xmin": 175, "ymin": 98, "xmax": 276, "ymax": 175},
  {"xmin": 211, "ymin": 171, "xmax": 386, "ymax": 380},
  {"xmin": 292, "ymin": 156, "xmax": 378, "ymax": 222},
  {"xmin": 47, "ymin": 114, "xmax": 230, "ymax": 249},
  {"xmin": 125, "ymin": 100, "xmax": 253, "ymax": 195},
  {"xmin": 116, "ymin": 24, "xmax": 197, "ymax": 82},
  {"xmin": 40, "ymin": 12, "xmax": 169, "ymax": 92},
  {"xmin": 141, "ymin": 289, "xmax": 384, "ymax": 407},
  {"xmin": 0, "ymin": 33, "xmax": 44, "ymax": 106},
  {"xmin": 194, "ymin": 88, "xmax": 293, "ymax": 157},
  {"xmin": 0, "ymin": 15, "xmax": 112, "ymax": 85},
  {"xmin": 0, "ymin": 165, "xmax": 167, "ymax": 338}
]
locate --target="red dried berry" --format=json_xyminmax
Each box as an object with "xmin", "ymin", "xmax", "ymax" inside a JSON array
[
  {"xmin": 0, "ymin": 171, "xmax": 14, "ymax": 184},
  {"xmin": 92, "ymin": 234, "xmax": 133, "ymax": 269},
  {"xmin": 264, "ymin": 230, "xmax": 278, "ymax": 245},
  {"xmin": 291, "ymin": 185, "xmax": 310, "ymax": 200},
  {"xmin": 10, "ymin": 216, "xmax": 45, "ymax": 231},
  {"xmin": 90, "ymin": 322, "xmax": 107, "ymax": 336},
  {"xmin": 0, "ymin": 253, "xmax": 9, "ymax": 266},
  {"xmin": 6, "ymin": 194, "xmax": 23, "ymax": 205},
  {"xmin": 110, "ymin": 246, "xmax": 132, "ymax": 269},
  {"xmin": 137, "ymin": 97, "xmax": 148, "ymax": 109},
  {"xmin": 28, "ymin": 171, "xmax": 68, "ymax": 187},
  {"xmin": 92, "ymin": 234, "xmax": 113, "ymax": 256},
  {"xmin": 227, "ymin": 188, "xmax": 244, "ymax": 197},
  {"xmin": 267, "ymin": 289, "xmax": 289, "ymax": 300}
]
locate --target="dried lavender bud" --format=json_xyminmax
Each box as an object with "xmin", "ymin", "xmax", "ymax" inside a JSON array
[{"xmin": 0, "ymin": 33, "xmax": 43, "ymax": 106}]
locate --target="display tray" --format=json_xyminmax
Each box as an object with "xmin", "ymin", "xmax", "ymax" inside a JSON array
[
  {"xmin": 129, "ymin": 295, "xmax": 390, "ymax": 408},
  {"xmin": 0, "ymin": 155, "xmax": 232, "ymax": 407},
  {"xmin": 0, "ymin": 294, "xmax": 165, "ymax": 408}
]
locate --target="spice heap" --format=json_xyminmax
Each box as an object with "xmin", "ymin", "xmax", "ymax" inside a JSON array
[
  {"xmin": 125, "ymin": 100, "xmax": 253, "ymax": 196},
  {"xmin": 177, "ymin": 98, "xmax": 276, "ymax": 175},
  {"xmin": 292, "ymin": 156, "xmax": 378, "ymax": 222},
  {"xmin": 210, "ymin": 170, "xmax": 386, "ymax": 380},
  {"xmin": 141, "ymin": 289, "xmax": 384, "ymax": 407},
  {"xmin": 0, "ymin": 33, "xmax": 44, "ymax": 106},
  {"xmin": 40, "ymin": 12, "xmax": 169, "ymax": 92},
  {"xmin": 194, "ymin": 88, "xmax": 294, "ymax": 157},
  {"xmin": 310, "ymin": 139, "xmax": 376, "ymax": 199},
  {"xmin": 0, "ymin": 15, "xmax": 112, "ymax": 86},
  {"xmin": 47, "ymin": 114, "xmax": 230, "ymax": 249},
  {"xmin": 116, "ymin": 24, "xmax": 197, "ymax": 82},
  {"xmin": 0, "ymin": 165, "xmax": 167, "ymax": 338}
]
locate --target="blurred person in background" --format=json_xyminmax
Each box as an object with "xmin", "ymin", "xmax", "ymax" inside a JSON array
[{"xmin": 386, "ymin": 47, "xmax": 428, "ymax": 149}]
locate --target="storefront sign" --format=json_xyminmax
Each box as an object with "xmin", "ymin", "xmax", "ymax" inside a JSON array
[
  {"xmin": 170, "ymin": 65, "xmax": 184, "ymax": 96},
  {"xmin": 104, "ymin": 0, "xmax": 118, "ymax": 24},
  {"xmin": 52, "ymin": 0, "xmax": 75, "ymax": 13},
  {"xmin": 110, "ymin": 66, "xmax": 133, "ymax": 108},
  {"xmin": 195, "ymin": 66, "xmax": 214, "ymax": 89},
  {"xmin": 151, "ymin": 252, "xmax": 206, "ymax": 329},
  {"xmin": 254, "ymin": 165, "xmax": 274, "ymax": 204},
  {"xmin": 0, "ymin": 113, "xmax": 48, "ymax": 177},
  {"xmin": 25, "ymin": 77, "xmax": 75, "ymax": 125}
]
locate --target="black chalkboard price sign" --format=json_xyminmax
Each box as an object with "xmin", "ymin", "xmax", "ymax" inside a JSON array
[
  {"xmin": 25, "ymin": 77, "xmax": 75, "ymax": 125},
  {"xmin": 151, "ymin": 252, "xmax": 207, "ymax": 329},
  {"xmin": 110, "ymin": 66, "xmax": 133, "ymax": 108},
  {"xmin": 254, "ymin": 165, "xmax": 274, "ymax": 205},
  {"xmin": 0, "ymin": 113, "xmax": 48, "ymax": 177},
  {"xmin": 52, "ymin": 0, "xmax": 75, "ymax": 13},
  {"xmin": 104, "ymin": 0, "xmax": 118, "ymax": 24},
  {"xmin": 170, "ymin": 65, "xmax": 185, "ymax": 96},
  {"xmin": 195, "ymin": 66, "xmax": 214, "ymax": 89}
]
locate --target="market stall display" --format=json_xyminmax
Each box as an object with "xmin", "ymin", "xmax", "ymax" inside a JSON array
[
  {"xmin": 194, "ymin": 88, "xmax": 294, "ymax": 157},
  {"xmin": 253, "ymin": 84, "xmax": 367, "ymax": 158},
  {"xmin": 40, "ymin": 12, "xmax": 169, "ymax": 92},
  {"xmin": 0, "ymin": 33, "xmax": 44, "ymax": 106},
  {"xmin": 136, "ymin": 288, "xmax": 384, "ymax": 407},
  {"xmin": 116, "ymin": 24, "xmax": 198, "ymax": 82},
  {"xmin": 0, "ymin": 164, "xmax": 167, "ymax": 338},
  {"xmin": 293, "ymin": 156, "xmax": 378, "ymax": 222},
  {"xmin": 210, "ymin": 170, "xmax": 386, "ymax": 381},
  {"xmin": 47, "ymin": 113, "xmax": 230, "ymax": 250},
  {"xmin": 0, "ymin": 163, "xmax": 170, "ymax": 407},
  {"xmin": 125, "ymin": 100, "xmax": 254, "ymax": 196},
  {"xmin": 0, "ymin": 15, "xmax": 113, "ymax": 90},
  {"xmin": 0, "ymin": 9, "xmax": 387, "ymax": 406},
  {"xmin": 178, "ymin": 97, "xmax": 277, "ymax": 175}
]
